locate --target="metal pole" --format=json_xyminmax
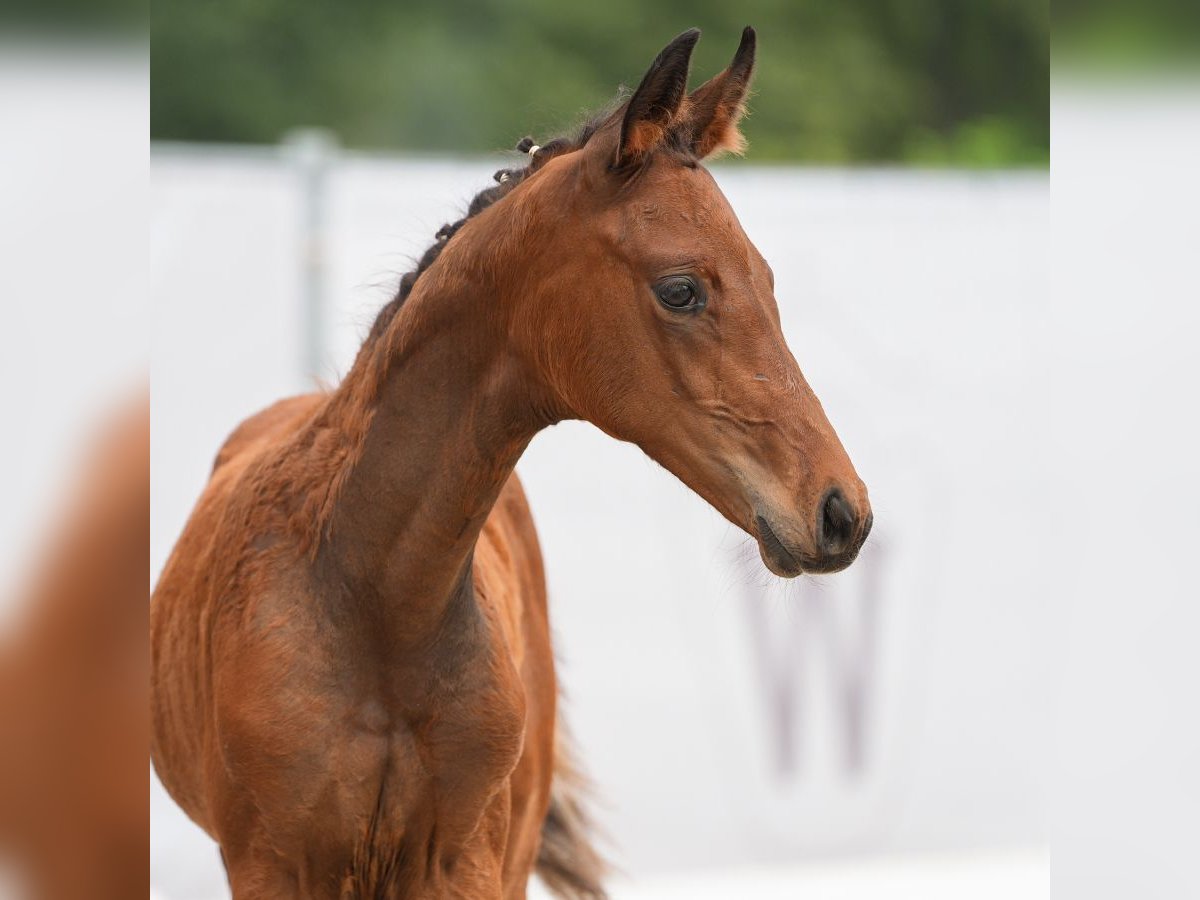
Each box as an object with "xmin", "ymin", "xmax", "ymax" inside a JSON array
[{"xmin": 283, "ymin": 128, "xmax": 338, "ymax": 383}]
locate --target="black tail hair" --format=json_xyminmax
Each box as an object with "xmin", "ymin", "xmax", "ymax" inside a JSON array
[{"xmin": 535, "ymin": 719, "xmax": 608, "ymax": 899}]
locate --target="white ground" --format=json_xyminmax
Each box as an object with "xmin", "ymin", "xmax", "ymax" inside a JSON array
[{"xmin": 147, "ymin": 849, "xmax": 1046, "ymax": 900}]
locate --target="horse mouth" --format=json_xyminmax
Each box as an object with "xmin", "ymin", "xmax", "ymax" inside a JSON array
[{"xmin": 753, "ymin": 514, "xmax": 806, "ymax": 578}]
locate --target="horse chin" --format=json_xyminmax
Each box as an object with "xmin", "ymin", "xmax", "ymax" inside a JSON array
[{"xmin": 753, "ymin": 514, "xmax": 806, "ymax": 578}]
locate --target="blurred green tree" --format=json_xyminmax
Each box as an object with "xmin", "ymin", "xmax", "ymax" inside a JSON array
[{"xmin": 151, "ymin": 0, "xmax": 1048, "ymax": 166}]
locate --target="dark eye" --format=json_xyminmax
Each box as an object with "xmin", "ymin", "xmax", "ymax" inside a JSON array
[{"xmin": 654, "ymin": 276, "xmax": 705, "ymax": 312}]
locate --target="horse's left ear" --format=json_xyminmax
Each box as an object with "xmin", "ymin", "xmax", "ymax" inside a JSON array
[
  {"xmin": 616, "ymin": 28, "xmax": 701, "ymax": 167},
  {"xmin": 680, "ymin": 26, "xmax": 757, "ymax": 159}
]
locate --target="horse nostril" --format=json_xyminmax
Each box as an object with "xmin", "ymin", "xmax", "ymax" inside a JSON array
[{"xmin": 818, "ymin": 488, "xmax": 856, "ymax": 557}]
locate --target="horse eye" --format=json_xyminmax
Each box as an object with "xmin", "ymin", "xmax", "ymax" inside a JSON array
[{"xmin": 654, "ymin": 277, "xmax": 703, "ymax": 311}]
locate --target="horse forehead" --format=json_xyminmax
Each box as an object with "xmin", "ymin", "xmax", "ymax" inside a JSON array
[{"xmin": 623, "ymin": 166, "xmax": 745, "ymax": 244}]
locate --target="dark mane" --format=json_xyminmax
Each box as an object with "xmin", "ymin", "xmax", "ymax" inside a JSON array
[{"xmin": 364, "ymin": 108, "xmax": 615, "ymax": 345}]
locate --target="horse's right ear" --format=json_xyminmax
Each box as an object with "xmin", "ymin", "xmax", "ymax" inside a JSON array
[{"xmin": 616, "ymin": 28, "xmax": 701, "ymax": 168}]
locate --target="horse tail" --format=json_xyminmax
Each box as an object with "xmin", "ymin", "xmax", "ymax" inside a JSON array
[{"xmin": 535, "ymin": 718, "xmax": 608, "ymax": 899}]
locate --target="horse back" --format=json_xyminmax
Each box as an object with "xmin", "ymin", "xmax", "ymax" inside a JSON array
[{"xmin": 211, "ymin": 393, "xmax": 324, "ymax": 473}]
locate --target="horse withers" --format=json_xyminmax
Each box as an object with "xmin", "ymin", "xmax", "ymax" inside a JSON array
[{"xmin": 151, "ymin": 27, "xmax": 871, "ymax": 899}]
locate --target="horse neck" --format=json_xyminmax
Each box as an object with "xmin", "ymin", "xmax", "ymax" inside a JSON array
[{"xmin": 312, "ymin": 263, "xmax": 545, "ymax": 641}]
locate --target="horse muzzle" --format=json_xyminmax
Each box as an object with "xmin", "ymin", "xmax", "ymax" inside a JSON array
[{"xmin": 752, "ymin": 487, "xmax": 872, "ymax": 577}]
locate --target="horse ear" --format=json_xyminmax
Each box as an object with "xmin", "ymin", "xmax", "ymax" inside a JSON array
[
  {"xmin": 616, "ymin": 28, "xmax": 701, "ymax": 167},
  {"xmin": 680, "ymin": 26, "xmax": 757, "ymax": 159}
]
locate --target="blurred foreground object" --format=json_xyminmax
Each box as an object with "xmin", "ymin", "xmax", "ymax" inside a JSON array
[
  {"xmin": 0, "ymin": 396, "xmax": 149, "ymax": 899},
  {"xmin": 0, "ymin": 33, "xmax": 147, "ymax": 899}
]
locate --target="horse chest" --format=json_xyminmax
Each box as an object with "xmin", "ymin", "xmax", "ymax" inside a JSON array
[
  {"xmin": 217, "ymin": 569, "xmax": 531, "ymax": 894},
  {"xmin": 289, "ymin": 628, "xmax": 527, "ymax": 855},
  {"xmin": 312, "ymin": 672, "xmax": 527, "ymax": 896}
]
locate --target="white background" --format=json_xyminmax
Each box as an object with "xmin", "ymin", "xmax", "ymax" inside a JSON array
[{"xmin": 150, "ymin": 152, "xmax": 1051, "ymax": 896}]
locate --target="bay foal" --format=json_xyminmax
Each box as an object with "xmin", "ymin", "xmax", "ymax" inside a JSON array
[{"xmin": 151, "ymin": 28, "xmax": 871, "ymax": 899}]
